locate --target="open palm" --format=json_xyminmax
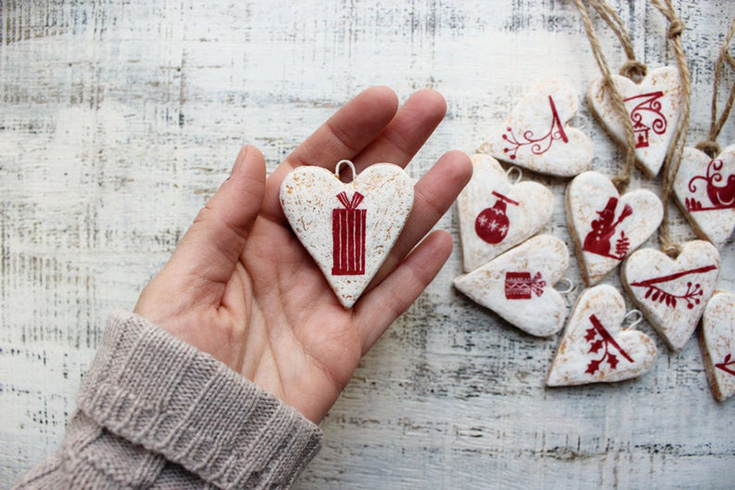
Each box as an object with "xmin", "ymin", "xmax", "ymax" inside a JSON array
[{"xmin": 134, "ymin": 87, "xmax": 472, "ymax": 423}]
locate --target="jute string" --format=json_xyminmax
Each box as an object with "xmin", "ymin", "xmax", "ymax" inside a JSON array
[
  {"xmin": 650, "ymin": 0, "xmax": 691, "ymax": 257},
  {"xmin": 695, "ymin": 19, "xmax": 735, "ymax": 158},
  {"xmin": 589, "ymin": 0, "xmax": 648, "ymax": 81},
  {"xmin": 572, "ymin": 0, "xmax": 638, "ymax": 192}
]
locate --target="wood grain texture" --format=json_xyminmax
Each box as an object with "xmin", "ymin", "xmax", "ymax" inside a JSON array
[{"xmin": 1, "ymin": 0, "xmax": 734, "ymax": 488}]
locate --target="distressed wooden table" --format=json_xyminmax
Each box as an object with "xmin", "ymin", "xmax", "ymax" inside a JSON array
[{"xmin": 2, "ymin": 1, "xmax": 734, "ymax": 488}]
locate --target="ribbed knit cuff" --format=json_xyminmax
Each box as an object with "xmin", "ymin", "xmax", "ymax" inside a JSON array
[{"xmin": 77, "ymin": 311, "xmax": 322, "ymax": 490}]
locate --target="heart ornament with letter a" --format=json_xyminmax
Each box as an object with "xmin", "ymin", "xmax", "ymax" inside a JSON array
[
  {"xmin": 588, "ymin": 66, "xmax": 683, "ymax": 178},
  {"xmin": 566, "ymin": 171, "xmax": 663, "ymax": 286},
  {"xmin": 458, "ymin": 154, "xmax": 553, "ymax": 272},
  {"xmin": 478, "ymin": 79, "xmax": 593, "ymax": 177},
  {"xmin": 673, "ymin": 145, "xmax": 735, "ymax": 248},
  {"xmin": 622, "ymin": 240, "xmax": 720, "ymax": 352},
  {"xmin": 547, "ymin": 285, "xmax": 657, "ymax": 387},
  {"xmin": 280, "ymin": 160, "xmax": 413, "ymax": 308}
]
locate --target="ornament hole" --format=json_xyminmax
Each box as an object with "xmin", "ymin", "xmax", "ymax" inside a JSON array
[{"xmin": 335, "ymin": 160, "xmax": 357, "ymax": 184}]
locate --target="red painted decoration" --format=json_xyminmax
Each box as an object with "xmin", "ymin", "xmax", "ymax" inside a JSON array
[
  {"xmin": 505, "ymin": 271, "xmax": 546, "ymax": 300},
  {"xmin": 716, "ymin": 354, "xmax": 735, "ymax": 376},
  {"xmin": 629, "ymin": 265, "xmax": 718, "ymax": 310},
  {"xmin": 475, "ymin": 191, "xmax": 519, "ymax": 244},
  {"xmin": 582, "ymin": 197, "xmax": 633, "ymax": 260},
  {"xmin": 332, "ymin": 191, "xmax": 366, "ymax": 276},
  {"xmin": 502, "ymin": 95, "xmax": 569, "ymax": 160},
  {"xmin": 686, "ymin": 159, "xmax": 735, "ymax": 212},
  {"xmin": 584, "ymin": 314, "xmax": 634, "ymax": 375},
  {"xmin": 624, "ymin": 91, "xmax": 667, "ymax": 149}
]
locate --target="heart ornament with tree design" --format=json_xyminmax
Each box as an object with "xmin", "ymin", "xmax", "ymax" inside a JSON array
[
  {"xmin": 622, "ymin": 240, "xmax": 720, "ymax": 352},
  {"xmin": 547, "ymin": 285, "xmax": 657, "ymax": 387},
  {"xmin": 478, "ymin": 79, "xmax": 593, "ymax": 177},
  {"xmin": 280, "ymin": 161, "xmax": 413, "ymax": 308}
]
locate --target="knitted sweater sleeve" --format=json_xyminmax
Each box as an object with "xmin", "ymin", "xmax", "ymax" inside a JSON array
[{"xmin": 14, "ymin": 311, "xmax": 323, "ymax": 490}]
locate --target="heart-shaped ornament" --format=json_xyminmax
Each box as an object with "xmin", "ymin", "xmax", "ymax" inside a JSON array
[
  {"xmin": 588, "ymin": 66, "xmax": 683, "ymax": 177},
  {"xmin": 547, "ymin": 285, "xmax": 657, "ymax": 387},
  {"xmin": 622, "ymin": 241, "xmax": 720, "ymax": 352},
  {"xmin": 478, "ymin": 79, "xmax": 593, "ymax": 177},
  {"xmin": 673, "ymin": 145, "xmax": 735, "ymax": 248},
  {"xmin": 458, "ymin": 154, "xmax": 553, "ymax": 272},
  {"xmin": 454, "ymin": 234, "xmax": 570, "ymax": 337},
  {"xmin": 566, "ymin": 171, "xmax": 663, "ymax": 286},
  {"xmin": 280, "ymin": 161, "xmax": 413, "ymax": 308},
  {"xmin": 700, "ymin": 291, "xmax": 735, "ymax": 401}
]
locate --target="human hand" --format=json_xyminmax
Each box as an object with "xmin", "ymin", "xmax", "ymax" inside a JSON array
[{"xmin": 134, "ymin": 87, "xmax": 472, "ymax": 423}]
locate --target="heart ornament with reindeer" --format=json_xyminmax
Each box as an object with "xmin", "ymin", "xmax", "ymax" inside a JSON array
[
  {"xmin": 566, "ymin": 171, "xmax": 663, "ymax": 286},
  {"xmin": 280, "ymin": 160, "xmax": 413, "ymax": 308},
  {"xmin": 547, "ymin": 285, "xmax": 657, "ymax": 387},
  {"xmin": 478, "ymin": 79, "xmax": 594, "ymax": 177},
  {"xmin": 622, "ymin": 240, "xmax": 720, "ymax": 352}
]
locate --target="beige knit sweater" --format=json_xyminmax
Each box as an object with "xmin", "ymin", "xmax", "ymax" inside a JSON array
[{"xmin": 14, "ymin": 312, "xmax": 323, "ymax": 490}]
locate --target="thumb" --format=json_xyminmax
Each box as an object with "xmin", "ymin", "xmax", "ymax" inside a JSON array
[{"xmin": 168, "ymin": 145, "xmax": 267, "ymax": 287}]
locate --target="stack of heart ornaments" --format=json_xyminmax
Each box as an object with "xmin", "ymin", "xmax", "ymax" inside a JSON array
[{"xmin": 454, "ymin": 150, "xmax": 575, "ymax": 337}]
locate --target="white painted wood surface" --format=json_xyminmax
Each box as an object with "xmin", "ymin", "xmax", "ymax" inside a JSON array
[{"xmin": 1, "ymin": 1, "xmax": 734, "ymax": 488}]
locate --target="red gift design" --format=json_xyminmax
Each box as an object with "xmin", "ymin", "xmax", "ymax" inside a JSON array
[
  {"xmin": 332, "ymin": 191, "xmax": 367, "ymax": 276},
  {"xmin": 504, "ymin": 271, "xmax": 546, "ymax": 300}
]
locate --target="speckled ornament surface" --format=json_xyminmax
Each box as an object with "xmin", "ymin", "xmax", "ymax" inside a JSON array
[
  {"xmin": 478, "ymin": 79, "xmax": 593, "ymax": 177},
  {"xmin": 622, "ymin": 241, "xmax": 720, "ymax": 352},
  {"xmin": 588, "ymin": 66, "xmax": 683, "ymax": 178},
  {"xmin": 547, "ymin": 285, "xmax": 657, "ymax": 387},
  {"xmin": 673, "ymin": 145, "xmax": 735, "ymax": 248},
  {"xmin": 280, "ymin": 161, "xmax": 413, "ymax": 308},
  {"xmin": 454, "ymin": 234, "xmax": 570, "ymax": 337},
  {"xmin": 700, "ymin": 291, "xmax": 735, "ymax": 402},
  {"xmin": 458, "ymin": 154, "xmax": 553, "ymax": 272},
  {"xmin": 566, "ymin": 171, "xmax": 663, "ymax": 286}
]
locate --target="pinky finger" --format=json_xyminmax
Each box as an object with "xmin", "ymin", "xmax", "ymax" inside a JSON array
[{"xmin": 354, "ymin": 230, "xmax": 453, "ymax": 353}]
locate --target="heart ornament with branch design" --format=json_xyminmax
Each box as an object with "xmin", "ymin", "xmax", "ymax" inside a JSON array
[
  {"xmin": 547, "ymin": 285, "xmax": 657, "ymax": 387},
  {"xmin": 622, "ymin": 240, "xmax": 720, "ymax": 352},
  {"xmin": 566, "ymin": 171, "xmax": 663, "ymax": 286},
  {"xmin": 673, "ymin": 145, "xmax": 735, "ymax": 249},
  {"xmin": 588, "ymin": 66, "xmax": 683, "ymax": 178},
  {"xmin": 280, "ymin": 161, "xmax": 413, "ymax": 308},
  {"xmin": 700, "ymin": 291, "xmax": 735, "ymax": 402},
  {"xmin": 454, "ymin": 234, "xmax": 570, "ymax": 337},
  {"xmin": 478, "ymin": 79, "xmax": 593, "ymax": 177},
  {"xmin": 457, "ymin": 154, "xmax": 553, "ymax": 272}
]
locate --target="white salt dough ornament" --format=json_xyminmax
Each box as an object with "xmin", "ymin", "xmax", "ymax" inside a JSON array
[
  {"xmin": 454, "ymin": 235, "xmax": 571, "ymax": 337},
  {"xmin": 700, "ymin": 291, "xmax": 735, "ymax": 401},
  {"xmin": 478, "ymin": 79, "xmax": 593, "ymax": 177},
  {"xmin": 566, "ymin": 171, "xmax": 663, "ymax": 286},
  {"xmin": 673, "ymin": 145, "xmax": 735, "ymax": 248},
  {"xmin": 588, "ymin": 66, "xmax": 683, "ymax": 177},
  {"xmin": 458, "ymin": 154, "xmax": 553, "ymax": 272},
  {"xmin": 547, "ymin": 285, "xmax": 657, "ymax": 387},
  {"xmin": 622, "ymin": 240, "xmax": 720, "ymax": 352},
  {"xmin": 280, "ymin": 160, "xmax": 413, "ymax": 308}
]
